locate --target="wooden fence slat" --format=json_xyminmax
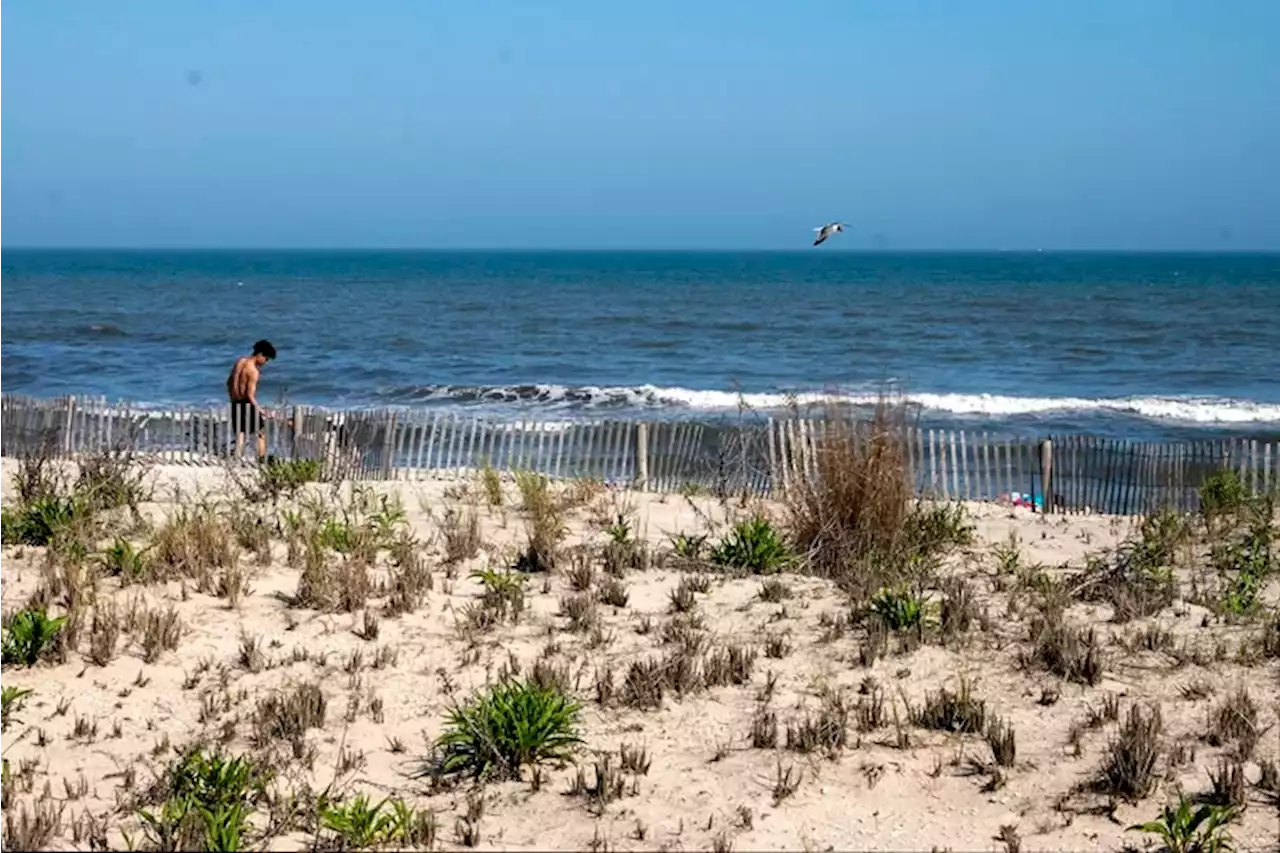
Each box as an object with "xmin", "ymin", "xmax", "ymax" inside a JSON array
[
  {"xmin": 662, "ymin": 422, "xmax": 680, "ymax": 490},
  {"xmin": 1116, "ymin": 438, "xmax": 1126, "ymax": 512},
  {"xmin": 445, "ymin": 412, "xmax": 462, "ymax": 478},
  {"xmin": 423, "ymin": 411, "xmax": 442, "ymax": 474},
  {"xmin": 534, "ymin": 421, "xmax": 547, "ymax": 478},
  {"xmin": 389, "ymin": 415, "xmax": 406, "ymax": 480},
  {"xmin": 595, "ymin": 421, "xmax": 607, "ymax": 482},
  {"xmin": 620, "ymin": 419, "xmax": 634, "ymax": 485},
  {"xmin": 1118, "ymin": 441, "xmax": 1131, "ymax": 516},
  {"xmin": 1273, "ymin": 439, "xmax": 1279, "ymax": 495},
  {"xmin": 500, "ymin": 420, "xmax": 513, "ymax": 478},
  {"xmin": 673, "ymin": 422, "xmax": 692, "ymax": 489},
  {"xmin": 1134, "ymin": 442, "xmax": 1145, "ymax": 515},
  {"xmin": 596, "ymin": 420, "xmax": 611, "ymax": 483},
  {"xmin": 1134, "ymin": 441, "xmax": 1146, "ymax": 516},
  {"xmin": 1259, "ymin": 440, "xmax": 1269, "ymax": 494},
  {"xmin": 478, "ymin": 417, "xmax": 493, "ymax": 477},
  {"xmin": 615, "ymin": 419, "xmax": 629, "ymax": 484},
  {"xmin": 1091, "ymin": 436, "xmax": 1101, "ymax": 514},
  {"xmin": 975, "ymin": 431, "xmax": 986, "ymax": 502},
  {"xmin": 566, "ymin": 421, "xmax": 578, "ymax": 481},
  {"xmin": 579, "ymin": 422, "xmax": 595, "ymax": 482},
  {"xmin": 1248, "ymin": 439, "xmax": 1258, "ymax": 496},
  {"xmin": 413, "ymin": 415, "xmax": 430, "ymax": 478},
  {"xmin": 1075, "ymin": 435, "xmax": 1085, "ymax": 507},
  {"xmin": 1162, "ymin": 440, "xmax": 1172, "ymax": 507},
  {"xmin": 1058, "ymin": 434, "xmax": 1069, "ymax": 513},
  {"xmin": 1083, "ymin": 435, "xmax": 1092, "ymax": 514},
  {"xmin": 601, "ymin": 420, "xmax": 616, "ymax": 484},
  {"xmin": 466, "ymin": 416, "xmax": 481, "ymax": 477},
  {"xmin": 1098, "ymin": 438, "xmax": 1112, "ymax": 515},
  {"xmin": 946, "ymin": 431, "xmax": 958, "ymax": 501},
  {"xmin": 647, "ymin": 422, "xmax": 663, "ymax": 491},
  {"xmin": 605, "ymin": 420, "xmax": 621, "ymax": 484},
  {"xmin": 1112, "ymin": 438, "xmax": 1123, "ymax": 514},
  {"xmin": 1100, "ymin": 438, "xmax": 1111, "ymax": 512}
]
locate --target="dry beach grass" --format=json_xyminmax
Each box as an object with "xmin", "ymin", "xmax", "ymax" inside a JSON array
[{"xmin": 1, "ymin": 418, "xmax": 1278, "ymax": 852}]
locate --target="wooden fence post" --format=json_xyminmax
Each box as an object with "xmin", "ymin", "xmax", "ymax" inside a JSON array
[
  {"xmin": 635, "ymin": 422, "xmax": 649, "ymax": 490},
  {"xmin": 380, "ymin": 411, "xmax": 397, "ymax": 481},
  {"xmin": 289, "ymin": 405, "xmax": 300, "ymax": 460},
  {"xmin": 63, "ymin": 396, "xmax": 77, "ymax": 458},
  {"xmin": 1040, "ymin": 439, "xmax": 1054, "ymax": 514}
]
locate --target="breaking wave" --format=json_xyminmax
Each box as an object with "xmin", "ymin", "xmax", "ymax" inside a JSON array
[{"xmin": 374, "ymin": 384, "xmax": 1280, "ymax": 425}]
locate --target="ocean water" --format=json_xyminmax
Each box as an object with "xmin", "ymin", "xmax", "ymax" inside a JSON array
[{"xmin": 2, "ymin": 249, "xmax": 1279, "ymax": 443}]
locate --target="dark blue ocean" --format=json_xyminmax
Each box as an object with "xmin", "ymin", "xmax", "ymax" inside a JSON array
[{"xmin": 3, "ymin": 250, "xmax": 1278, "ymax": 443}]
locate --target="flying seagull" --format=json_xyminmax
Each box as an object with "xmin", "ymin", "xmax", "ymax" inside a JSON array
[{"xmin": 812, "ymin": 222, "xmax": 846, "ymax": 246}]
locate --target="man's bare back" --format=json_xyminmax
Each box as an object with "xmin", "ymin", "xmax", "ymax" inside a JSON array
[{"xmin": 226, "ymin": 356, "xmax": 261, "ymax": 404}]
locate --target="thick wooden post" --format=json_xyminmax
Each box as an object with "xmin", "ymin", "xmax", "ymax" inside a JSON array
[
  {"xmin": 635, "ymin": 421, "xmax": 649, "ymax": 490},
  {"xmin": 1040, "ymin": 439, "xmax": 1054, "ymax": 514}
]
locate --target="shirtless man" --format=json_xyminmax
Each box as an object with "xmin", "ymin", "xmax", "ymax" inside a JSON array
[{"xmin": 226, "ymin": 339, "xmax": 277, "ymax": 461}]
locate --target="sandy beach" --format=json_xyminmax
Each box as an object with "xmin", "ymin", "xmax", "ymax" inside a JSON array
[{"xmin": 2, "ymin": 455, "xmax": 1277, "ymax": 852}]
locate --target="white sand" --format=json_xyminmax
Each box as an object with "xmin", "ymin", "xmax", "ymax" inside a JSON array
[{"xmin": 2, "ymin": 459, "xmax": 1277, "ymax": 851}]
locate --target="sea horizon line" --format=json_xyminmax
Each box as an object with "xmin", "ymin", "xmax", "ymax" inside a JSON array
[{"xmin": 4, "ymin": 246, "xmax": 1280, "ymax": 256}]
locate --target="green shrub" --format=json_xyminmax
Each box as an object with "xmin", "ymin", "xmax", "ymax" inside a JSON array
[
  {"xmin": 904, "ymin": 502, "xmax": 975, "ymax": 556},
  {"xmin": 710, "ymin": 517, "xmax": 792, "ymax": 574},
  {"xmin": 135, "ymin": 748, "xmax": 268, "ymax": 853},
  {"xmin": 480, "ymin": 465, "xmax": 503, "ymax": 507},
  {"xmin": 258, "ymin": 456, "xmax": 321, "ymax": 500},
  {"xmin": 604, "ymin": 515, "xmax": 633, "ymax": 545},
  {"xmin": 1077, "ymin": 509, "xmax": 1183, "ymax": 622},
  {"xmin": 1, "ymin": 608, "xmax": 67, "ymax": 667},
  {"xmin": 869, "ymin": 585, "xmax": 930, "ymax": 631},
  {"xmin": 669, "ymin": 532, "xmax": 708, "ymax": 560},
  {"xmin": 0, "ymin": 507, "xmax": 18, "ymax": 544},
  {"xmin": 470, "ymin": 567, "xmax": 527, "ymax": 624},
  {"xmin": 1200, "ymin": 468, "xmax": 1246, "ymax": 531},
  {"xmin": 1127, "ymin": 795, "xmax": 1238, "ymax": 853},
  {"xmin": 1212, "ymin": 494, "xmax": 1277, "ymax": 617},
  {"xmin": 320, "ymin": 794, "xmax": 429, "ymax": 849},
  {"xmin": 74, "ymin": 447, "xmax": 150, "ymax": 513},
  {"xmin": 0, "ymin": 495, "xmax": 82, "ymax": 546},
  {"xmin": 100, "ymin": 537, "xmax": 152, "ymax": 582},
  {"xmin": 427, "ymin": 678, "xmax": 583, "ymax": 782},
  {"xmin": 1, "ymin": 686, "xmax": 34, "ymax": 733}
]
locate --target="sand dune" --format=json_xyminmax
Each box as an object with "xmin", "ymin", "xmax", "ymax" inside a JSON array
[{"xmin": 2, "ymin": 458, "xmax": 1277, "ymax": 852}]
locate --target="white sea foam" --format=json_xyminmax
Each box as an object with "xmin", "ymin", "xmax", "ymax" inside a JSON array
[
  {"xmin": 416, "ymin": 384, "xmax": 1280, "ymax": 425},
  {"xmin": 645, "ymin": 386, "xmax": 1280, "ymax": 424},
  {"xmin": 91, "ymin": 385, "xmax": 1280, "ymax": 427}
]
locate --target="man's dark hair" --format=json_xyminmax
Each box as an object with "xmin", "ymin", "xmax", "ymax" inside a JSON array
[{"xmin": 253, "ymin": 339, "xmax": 277, "ymax": 360}]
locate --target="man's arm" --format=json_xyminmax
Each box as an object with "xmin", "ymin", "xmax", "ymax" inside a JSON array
[{"xmin": 246, "ymin": 369, "xmax": 274, "ymax": 420}]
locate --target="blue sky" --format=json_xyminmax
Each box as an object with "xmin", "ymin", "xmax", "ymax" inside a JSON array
[{"xmin": 3, "ymin": 1, "xmax": 1279, "ymax": 250}]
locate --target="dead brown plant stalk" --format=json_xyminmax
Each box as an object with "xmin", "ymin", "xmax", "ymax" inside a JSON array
[{"xmin": 784, "ymin": 395, "xmax": 913, "ymax": 593}]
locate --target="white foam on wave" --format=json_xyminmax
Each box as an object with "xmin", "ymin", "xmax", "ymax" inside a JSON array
[
  {"xmin": 906, "ymin": 393, "xmax": 1280, "ymax": 424},
  {"xmin": 398, "ymin": 383, "xmax": 1280, "ymax": 425},
  {"xmin": 71, "ymin": 385, "xmax": 1280, "ymax": 427},
  {"xmin": 631, "ymin": 386, "xmax": 1280, "ymax": 425}
]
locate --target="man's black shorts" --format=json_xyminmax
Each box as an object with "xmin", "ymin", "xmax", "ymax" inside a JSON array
[{"xmin": 230, "ymin": 400, "xmax": 262, "ymax": 434}]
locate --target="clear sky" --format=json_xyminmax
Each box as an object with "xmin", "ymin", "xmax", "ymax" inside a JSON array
[{"xmin": 3, "ymin": 1, "xmax": 1279, "ymax": 251}]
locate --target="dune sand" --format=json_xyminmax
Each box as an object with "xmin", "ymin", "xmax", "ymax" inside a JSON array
[{"xmin": 1, "ymin": 457, "xmax": 1277, "ymax": 852}]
